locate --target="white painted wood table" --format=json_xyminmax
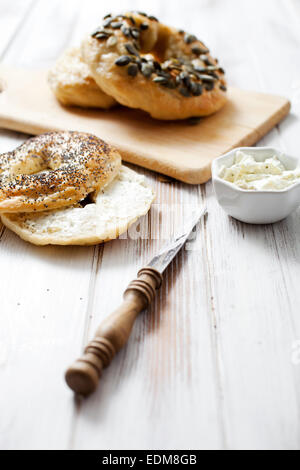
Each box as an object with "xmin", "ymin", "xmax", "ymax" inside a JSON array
[{"xmin": 0, "ymin": 0, "xmax": 300, "ymax": 451}]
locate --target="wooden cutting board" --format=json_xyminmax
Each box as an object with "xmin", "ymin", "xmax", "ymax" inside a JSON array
[{"xmin": 0, "ymin": 66, "xmax": 290, "ymax": 184}]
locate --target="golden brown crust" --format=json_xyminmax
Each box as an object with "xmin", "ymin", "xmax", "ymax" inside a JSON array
[
  {"xmin": 0, "ymin": 166, "xmax": 155, "ymax": 246},
  {"xmin": 82, "ymin": 12, "xmax": 227, "ymax": 120},
  {"xmin": 0, "ymin": 131, "xmax": 121, "ymax": 213},
  {"xmin": 48, "ymin": 47, "xmax": 117, "ymax": 109}
]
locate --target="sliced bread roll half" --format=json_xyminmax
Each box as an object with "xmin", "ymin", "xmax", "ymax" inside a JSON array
[
  {"xmin": 1, "ymin": 166, "xmax": 155, "ymax": 246},
  {"xmin": 48, "ymin": 47, "xmax": 117, "ymax": 109}
]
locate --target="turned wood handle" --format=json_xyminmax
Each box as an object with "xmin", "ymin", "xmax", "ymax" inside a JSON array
[{"xmin": 65, "ymin": 268, "xmax": 163, "ymax": 396}]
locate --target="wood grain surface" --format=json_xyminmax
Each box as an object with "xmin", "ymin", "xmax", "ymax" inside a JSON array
[
  {"xmin": 0, "ymin": 0, "xmax": 300, "ymax": 451},
  {"xmin": 0, "ymin": 66, "xmax": 290, "ymax": 184}
]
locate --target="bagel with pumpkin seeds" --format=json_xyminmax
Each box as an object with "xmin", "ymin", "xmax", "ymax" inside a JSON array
[
  {"xmin": 0, "ymin": 131, "xmax": 121, "ymax": 213},
  {"xmin": 82, "ymin": 11, "xmax": 227, "ymax": 120},
  {"xmin": 48, "ymin": 47, "xmax": 117, "ymax": 109}
]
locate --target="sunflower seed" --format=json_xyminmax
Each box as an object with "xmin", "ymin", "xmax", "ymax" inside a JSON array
[
  {"xmin": 179, "ymin": 87, "xmax": 191, "ymax": 97},
  {"xmin": 125, "ymin": 43, "xmax": 139, "ymax": 56},
  {"xmin": 153, "ymin": 61, "xmax": 162, "ymax": 71},
  {"xmin": 115, "ymin": 55, "xmax": 131, "ymax": 66},
  {"xmin": 127, "ymin": 63, "xmax": 138, "ymax": 77},
  {"xmin": 148, "ymin": 15, "xmax": 158, "ymax": 22},
  {"xmin": 178, "ymin": 29, "xmax": 185, "ymax": 35},
  {"xmin": 218, "ymin": 67, "xmax": 225, "ymax": 74},
  {"xmin": 140, "ymin": 22, "xmax": 149, "ymax": 31},
  {"xmin": 129, "ymin": 16, "xmax": 136, "ymax": 25},
  {"xmin": 107, "ymin": 35, "xmax": 117, "ymax": 47},
  {"xmin": 103, "ymin": 13, "xmax": 112, "ymax": 20},
  {"xmin": 137, "ymin": 11, "xmax": 147, "ymax": 17},
  {"xmin": 220, "ymin": 84, "xmax": 227, "ymax": 92}
]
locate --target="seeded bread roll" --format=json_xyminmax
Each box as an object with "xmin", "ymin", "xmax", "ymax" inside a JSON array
[
  {"xmin": 82, "ymin": 11, "xmax": 227, "ymax": 120},
  {"xmin": 0, "ymin": 131, "xmax": 121, "ymax": 213},
  {"xmin": 1, "ymin": 166, "xmax": 155, "ymax": 246},
  {"xmin": 48, "ymin": 47, "xmax": 117, "ymax": 109}
]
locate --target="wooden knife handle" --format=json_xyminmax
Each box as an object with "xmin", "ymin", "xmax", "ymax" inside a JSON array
[{"xmin": 65, "ymin": 268, "xmax": 162, "ymax": 396}]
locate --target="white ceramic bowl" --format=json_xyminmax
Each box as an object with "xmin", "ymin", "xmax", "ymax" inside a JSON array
[{"xmin": 212, "ymin": 147, "xmax": 300, "ymax": 224}]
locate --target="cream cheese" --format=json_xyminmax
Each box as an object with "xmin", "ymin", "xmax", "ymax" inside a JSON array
[{"xmin": 219, "ymin": 150, "xmax": 300, "ymax": 191}]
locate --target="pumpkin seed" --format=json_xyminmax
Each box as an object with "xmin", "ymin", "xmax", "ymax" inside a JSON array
[
  {"xmin": 162, "ymin": 80, "xmax": 176, "ymax": 89},
  {"xmin": 205, "ymin": 82, "xmax": 214, "ymax": 91},
  {"xmin": 115, "ymin": 55, "xmax": 131, "ymax": 66},
  {"xmin": 94, "ymin": 32, "xmax": 110, "ymax": 40},
  {"xmin": 157, "ymin": 70, "xmax": 171, "ymax": 79},
  {"xmin": 141, "ymin": 63, "xmax": 153, "ymax": 78},
  {"xmin": 127, "ymin": 64, "xmax": 138, "ymax": 77},
  {"xmin": 198, "ymin": 74, "xmax": 217, "ymax": 82},
  {"xmin": 153, "ymin": 76, "xmax": 168, "ymax": 84},
  {"xmin": 103, "ymin": 18, "xmax": 113, "ymax": 28},
  {"xmin": 191, "ymin": 45, "xmax": 208, "ymax": 55},
  {"xmin": 179, "ymin": 87, "xmax": 191, "ymax": 97},
  {"xmin": 175, "ymin": 75, "xmax": 182, "ymax": 85},
  {"xmin": 111, "ymin": 22, "xmax": 122, "ymax": 29},
  {"xmin": 130, "ymin": 28, "xmax": 140, "ymax": 39},
  {"xmin": 205, "ymin": 65, "xmax": 219, "ymax": 71},
  {"xmin": 121, "ymin": 25, "xmax": 131, "ymax": 37},
  {"xmin": 200, "ymin": 55, "xmax": 213, "ymax": 66},
  {"xmin": 190, "ymin": 82, "xmax": 203, "ymax": 96},
  {"xmin": 125, "ymin": 43, "xmax": 139, "ymax": 56},
  {"xmin": 184, "ymin": 34, "xmax": 197, "ymax": 44}
]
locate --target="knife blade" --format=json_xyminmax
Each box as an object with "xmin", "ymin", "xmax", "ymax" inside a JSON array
[
  {"xmin": 147, "ymin": 205, "xmax": 207, "ymax": 273},
  {"xmin": 65, "ymin": 205, "xmax": 207, "ymax": 396}
]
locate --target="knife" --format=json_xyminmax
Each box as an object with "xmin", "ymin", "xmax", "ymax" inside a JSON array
[{"xmin": 65, "ymin": 206, "xmax": 207, "ymax": 396}]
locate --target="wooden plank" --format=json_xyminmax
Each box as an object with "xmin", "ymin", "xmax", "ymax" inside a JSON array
[
  {"xmin": 194, "ymin": 0, "xmax": 300, "ymax": 450},
  {"xmin": 0, "ymin": 0, "xmax": 300, "ymax": 451},
  {"xmin": 72, "ymin": 181, "xmax": 225, "ymax": 449},
  {"xmin": 0, "ymin": 66, "xmax": 290, "ymax": 184},
  {"xmin": 0, "ymin": 0, "xmax": 36, "ymax": 59},
  {"xmin": 71, "ymin": 0, "xmax": 225, "ymax": 450},
  {"xmin": 0, "ymin": 0, "xmax": 98, "ymax": 450}
]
